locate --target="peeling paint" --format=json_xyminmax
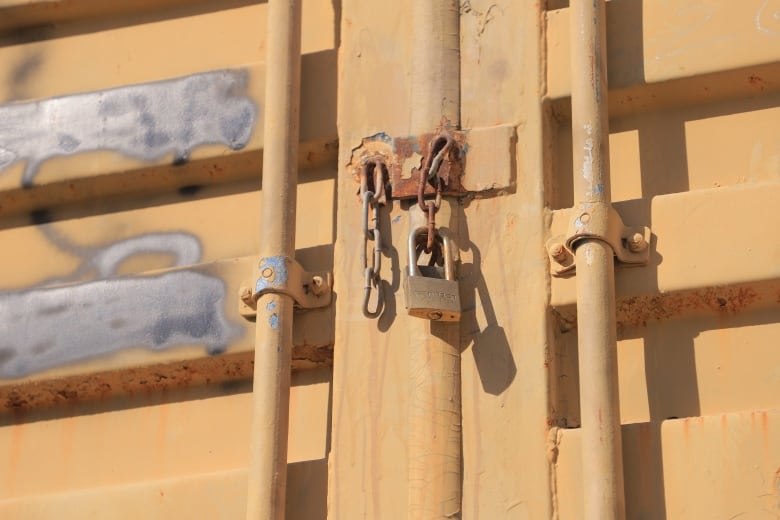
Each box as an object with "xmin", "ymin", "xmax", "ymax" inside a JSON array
[
  {"xmin": 553, "ymin": 284, "xmax": 769, "ymax": 334},
  {"xmin": 256, "ymin": 256, "xmax": 289, "ymax": 294},
  {"xmin": 581, "ymin": 122, "xmax": 594, "ymax": 191},
  {"xmin": 0, "ymin": 69, "xmax": 257, "ymax": 187},
  {"xmin": 346, "ymin": 126, "xmax": 467, "ymax": 199},
  {"xmin": 615, "ymin": 286, "xmax": 761, "ymax": 328}
]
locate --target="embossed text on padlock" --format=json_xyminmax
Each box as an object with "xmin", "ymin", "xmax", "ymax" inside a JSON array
[{"xmin": 404, "ymin": 227, "xmax": 461, "ymax": 322}]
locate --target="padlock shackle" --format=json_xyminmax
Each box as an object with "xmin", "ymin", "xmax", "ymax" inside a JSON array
[
  {"xmin": 408, "ymin": 227, "xmax": 427, "ymax": 277},
  {"xmin": 441, "ymin": 234, "xmax": 454, "ymax": 282},
  {"xmin": 407, "ymin": 227, "xmax": 455, "ymax": 281}
]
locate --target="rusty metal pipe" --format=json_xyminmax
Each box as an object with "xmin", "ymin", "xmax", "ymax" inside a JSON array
[
  {"xmin": 245, "ymin": 1, "xmax": 301, "ymax": 519},
  {"xmin": 570, "ymin": 1, "xmax": 626, "ymax": 519},
  {"xmin": 408, "ymin": 1, "xmax": 462, "ymax": 519}
]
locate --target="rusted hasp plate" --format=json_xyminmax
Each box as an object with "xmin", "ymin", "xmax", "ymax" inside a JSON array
[{"xmin": 347, "ymin": 120, "xmax": 467, "ymax": 200}]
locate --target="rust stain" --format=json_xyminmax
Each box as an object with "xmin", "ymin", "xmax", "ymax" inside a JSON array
[
  {"xmin": 760, "ymin": 411, "xmax": 769, "ymax": 455},
  {"xmin": 615, "ymin": 286, "xmax": 760, "ymax": 328},
  {"xmin": 748, "ymin": 74, "xmax": 768, "ymax": 91},
  {"xmin": 346, "ymin": 120, "xmax": 467, "ymax": 200},
  {"xmin": 0, "ymin": 344, "xmax": 333, "ymax": 414},
  {"xmin": 292, "ymin": 344, "xmax": 334, "ymax": 369},
  {"xmin": 638, "ymin": 422, "xmax": 651, "ymax": 465}
]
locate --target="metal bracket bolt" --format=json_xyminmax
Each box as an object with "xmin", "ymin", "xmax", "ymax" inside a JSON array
[
  {"xmin": 548, "ymin": 242, "xmax": 568, "ymax": 263},
  {"xmin": 547, "ymin": 202, "xmax": 651, "ymax": 276},
  {"xmin": 627, "ymin": 232, "xmax": 648, "ymax": 252},
  {"xmin": 238, "ymin": 256, "xmax": 332, "ymax": 319}
]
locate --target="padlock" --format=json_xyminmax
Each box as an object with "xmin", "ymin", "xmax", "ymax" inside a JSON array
[{"xmin": 404, "ymin": 226, "xmax": 461, "ymax": 322}]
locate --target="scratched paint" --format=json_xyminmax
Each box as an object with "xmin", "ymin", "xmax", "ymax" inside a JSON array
[
  {"xmin": 269, "ymin": 313, "xmax": 280, "ymax": 330},
  {"xmin": 255, "ymin": 256, "xmax": 289, "ymax": 294},
  {"xmin": 0, "ymin": 270, "xmax": 241, "ymax": 379},
  {"xmin": 581, "ymin": 122, "xmax": 594, "ymax": 192},
  {"xmin": 0, "ymin": 69, "xmax": 258, "ymax": 187}
]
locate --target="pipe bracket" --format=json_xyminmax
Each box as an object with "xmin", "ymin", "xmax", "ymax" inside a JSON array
[
  {"xmin": 238, "ymin": 256, "xmax": 332, "ymax": 318},
  {"xmin": 547, "ymin": 202, "xmax": 651, "ymax": 277}
]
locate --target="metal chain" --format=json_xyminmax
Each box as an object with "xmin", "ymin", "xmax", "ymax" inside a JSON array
[
  {"xmin": 360, "ymin": 160, "xmax": 386, "ymax": 318},
  {"xmin": 417, "ymin": 134, "xmax": 453, "ymax": 254}
]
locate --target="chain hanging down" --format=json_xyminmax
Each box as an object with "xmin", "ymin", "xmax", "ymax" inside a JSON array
[
  {"xmin": 416, "ymin": 134, "xmax": 454, "ymax": 263},
  {"xmin": 361, "ymin": 160, "xmax": 388, "ymax": 318}
]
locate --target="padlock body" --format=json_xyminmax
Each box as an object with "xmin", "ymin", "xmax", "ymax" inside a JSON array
[{"xmin": 404, "ymin": 271, "xmax": 461, "ymax": 322}]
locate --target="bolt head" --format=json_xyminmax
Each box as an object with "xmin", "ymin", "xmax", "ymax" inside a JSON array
[
  {"xmin": 548, "ymin": 243, "xmax": 567, "ymax": 262},
  {"xmin": 428, "ymin": 311, "xmax": 443, "ymax": 320},
  {"xmin": 310, "ymin": 275, "xmax": 324, "ymax": 295},
  {"xmin": 239, "ymin": 286, "xmax": 254, "ymax": 305},
  {"xmin": 628, "ymin": 232, "xmax": 648, "ymax": 252},
  {"xmin": 579, "ymin": 213, "xmax": 591, "ymax": 224},
  {"xmin": 261, "ymin": 267, "xmax": 274, "ymax": 279}
]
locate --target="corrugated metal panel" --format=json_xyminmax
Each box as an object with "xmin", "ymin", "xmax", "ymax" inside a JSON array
[
  {"xmin": 0, "ymin": 1, "xmax": 777, "ymax": 518},
  {"xmin": 0, "ymin": 1, "xmax": 337, "ymax": 518}
]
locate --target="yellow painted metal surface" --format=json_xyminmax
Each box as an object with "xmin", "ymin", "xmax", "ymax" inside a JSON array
[
  {"xmin": 0, "ymin": 0, "xmax": 777, "ymax": 518},
  {"xmin": 0, "ymin": 369, "xmax": 330, "ymax": 519}
]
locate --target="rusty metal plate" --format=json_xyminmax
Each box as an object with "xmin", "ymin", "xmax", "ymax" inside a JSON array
[{"xmin": 346, "ymin": 124, "xmax": 467, "ymax": 200}]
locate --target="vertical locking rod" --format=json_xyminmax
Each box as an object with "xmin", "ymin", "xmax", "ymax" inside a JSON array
[
  {"xmin": 570, "ymin": 1, "xmax": 626, "ymax": 519},
  {"xmin": 408, "ymin": 1, "xmax": 462, "ymax": 518},
  {"xmin": 245, "ymin": 1, "xmax": 301, "ymax": 519}
]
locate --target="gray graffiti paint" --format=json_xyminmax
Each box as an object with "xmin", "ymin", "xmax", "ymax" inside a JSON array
[
  {"xmin": 0, "ymin": 270, "xmax": 242, "ymax": 379},
  {"xmin": 0, "ymin": 69, "xmax": 257, "ymax": 187},
  {"xmin": 0, "ymin": 226, "xmax": 242, "ymax": 379},
  {"xmin": 0, "ymin": 70, "xmax": 255, "ymax": 377},
  {"xmin": 38, "ymin": 227, "xmax": 203, "ymax": 283}
]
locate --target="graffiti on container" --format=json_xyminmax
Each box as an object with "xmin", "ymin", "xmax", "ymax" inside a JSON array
[
  {"xmin": 0, "ymin": 69, "xmax": 257, "ymax": 187},
  {"xmin": 0, "ymin": 225, "xmax": 242, "ymax": 379},
  {"xmin": 37, "ymin": 225, "xmax": 203, "ymax": 284},
  {"xmin": 0, "ymin": 69, "xmax": 257, "ymax": 379},
  {"xmin": 0, "ymin": 271, "xmax": 240, "ymax": 379},
  {"xmin": 756, "ymin": 0, "xmax": 780, "ymax": 34}
]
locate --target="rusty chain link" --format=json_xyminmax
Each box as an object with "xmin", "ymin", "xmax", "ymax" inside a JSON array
[
  {"xmin": 360, "ymin": 160, "xmax": 387, "ymax": 318},
  {"xmin": 416, "ymin": 134, "xmax": 454, "ymax": 255}
]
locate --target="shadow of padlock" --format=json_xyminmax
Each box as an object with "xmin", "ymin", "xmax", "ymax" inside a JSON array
[{"xmin": 404, "ymin": 227, "xmax": 460, "ymax": 322}]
